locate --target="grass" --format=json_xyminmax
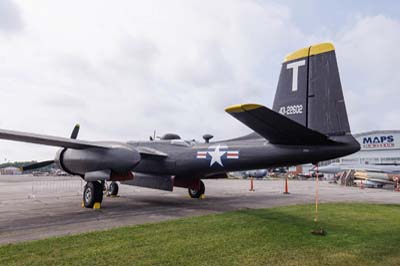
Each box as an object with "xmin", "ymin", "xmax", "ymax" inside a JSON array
[{"xmin": 1, "ymin": 203, "xmax": 400, "ymax": 265}]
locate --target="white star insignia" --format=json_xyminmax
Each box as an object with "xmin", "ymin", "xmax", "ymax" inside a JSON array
[{"xmin": 208, "ymin": 145, "xmax": 226, "ymax": 167}]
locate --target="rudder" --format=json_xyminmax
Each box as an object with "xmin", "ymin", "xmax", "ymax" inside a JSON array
[{"xmin": 272, "ymin": 42, "xmax": 351, "ymax": 136}]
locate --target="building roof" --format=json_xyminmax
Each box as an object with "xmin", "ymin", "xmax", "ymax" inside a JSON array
[{"xmin": 353, "ymin": 130, "xmax": 400, "ymax": 137}]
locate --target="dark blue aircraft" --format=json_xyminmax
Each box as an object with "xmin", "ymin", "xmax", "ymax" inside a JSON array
[{"xmin": 0, "ymin": 42, "xmax": 360, "ymax": 208}]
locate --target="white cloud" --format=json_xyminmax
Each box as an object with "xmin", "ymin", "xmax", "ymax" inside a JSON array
[
  {"xmin": 335, "ymin": 15, "xmax": 400, "ymax": 133},
  {"xmin": 0, "ymin": 1, "xmax": 399, "ymax": 161},
  {"xmin": 0, "ymin": 0, "xmax": 23, "ymax": 33},
  {"xmin": 0, "ymin": 0, "xmax": 308, "ymax": 160}
]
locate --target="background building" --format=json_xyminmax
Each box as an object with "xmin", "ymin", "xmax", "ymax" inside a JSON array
[
  {"xmin": 0, "ymin": 166, "xmax": 22, "ymax": 175},
  {"xmin": 324, "ymin": 130, "xmax": 400, "ymax": 165}
]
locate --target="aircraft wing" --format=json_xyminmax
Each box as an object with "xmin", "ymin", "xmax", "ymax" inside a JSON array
[
  {"xmin": 366, "ymin": 178, "xmax": 394, "ymax": 185},
  {"xmin": 136, "ymin": 146, "xmax": 168, "ymax": 157},
  {"xmin": 0, "ymin": 128, "xmax": 108, "ymax": 149},
  {"xmin": 0, "ymin": 128, "xmax": 169, "ymax": 158},
  {"xmin": 225, "ymin": 104, "xmax": 334, "ymax": 145},
  {"xmin": 339, "ymin": 165, "xmax": 395, "ymax": 174}
]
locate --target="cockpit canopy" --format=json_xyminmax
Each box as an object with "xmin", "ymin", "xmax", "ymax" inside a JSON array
[{"xmin": 160, "ymin": 133, "xmax": 181, "ymax": 140}]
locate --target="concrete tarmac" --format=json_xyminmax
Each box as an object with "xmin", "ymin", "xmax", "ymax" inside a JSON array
[{"xmin": 0, "ymin": 175, "xmax": 399, "ymax": 244}]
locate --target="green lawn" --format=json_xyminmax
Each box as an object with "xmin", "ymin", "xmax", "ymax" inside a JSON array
[{"xmin": 1, "ymin": 203, "xmax": 400, "ymax": 266}]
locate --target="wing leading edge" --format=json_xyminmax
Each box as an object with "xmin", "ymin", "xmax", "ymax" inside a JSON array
[
  {"xmin": 0, "ymin": 128, "xmax": 169, "ymax": 158},
  {"xmin": 0, "ymin": 128, "xmax": 108, "ymax": 149},
  {"xmin": 225, "ymin": 104, "xmax": 334, "ymax": 145}
]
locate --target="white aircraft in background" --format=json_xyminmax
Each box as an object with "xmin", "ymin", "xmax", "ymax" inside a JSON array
[{"xmin": 315, "ymin": 162, "xmax": 400, "ymax": 188}]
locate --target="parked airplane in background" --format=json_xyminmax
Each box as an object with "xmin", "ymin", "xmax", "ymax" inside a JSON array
[
  {"xmin": 0, "ymin": 42, "xmax": 360, "ymax": 208},
  {"xmin": 241, "ymin": 169, "xmax": 268, "ymax": 179},
  {"xmin": 236, "ymin": 167, "xmax": 286, "ymax": 179},
  {"xmin": 315, "ymin": 162, "xmax": 400, "ymax": 187}
]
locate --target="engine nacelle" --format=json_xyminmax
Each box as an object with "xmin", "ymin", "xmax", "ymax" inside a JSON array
[{"xmin": 55, "ymin": 146, "xmax": 141, "ymax": 176}]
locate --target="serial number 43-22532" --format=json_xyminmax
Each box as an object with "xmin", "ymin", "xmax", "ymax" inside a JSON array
[{"xmin": 278, "ymin": 105, "xmax": 303, "ymax": 115}]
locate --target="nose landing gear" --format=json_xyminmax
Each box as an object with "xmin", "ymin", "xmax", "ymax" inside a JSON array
[{"xmin": 108, "ymin": 181, "xmax": 119, "ymax": 196}]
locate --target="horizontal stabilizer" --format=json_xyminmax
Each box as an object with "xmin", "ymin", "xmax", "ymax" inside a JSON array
[
  {"xmin": 0, "ymin": 128, "xmax": 108, "ymax": 149},
  {"xmin": 225, "ymin": 104, "xmax": 334, "ymax": 145}
]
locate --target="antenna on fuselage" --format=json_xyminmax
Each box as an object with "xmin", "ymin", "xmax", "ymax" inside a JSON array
[
  {"xmin": 150, "ymin": 130, "xmax": 157, "ymax": 141},
  {"xmin": 203, "ymin": 134, "xmax": 214, "ymax": 143}
]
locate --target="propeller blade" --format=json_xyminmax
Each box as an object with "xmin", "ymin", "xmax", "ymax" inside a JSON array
[
  {"xmin": 70, "ymin": 124, "xmax": 80, "ymax": 139},
  {"xmin": 21, "ymin": 160, "xmax": 54, "ymax": 171}
]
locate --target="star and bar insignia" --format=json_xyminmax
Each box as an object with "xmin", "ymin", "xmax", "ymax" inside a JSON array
[{"xmin": 196, "ymin": 145, "xmax": 239, "ymax": 167}]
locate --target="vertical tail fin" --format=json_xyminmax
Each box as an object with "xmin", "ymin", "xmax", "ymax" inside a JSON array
[{"xmin": 272, "ymin": 42, "xmax": 351, "ymax": 136}]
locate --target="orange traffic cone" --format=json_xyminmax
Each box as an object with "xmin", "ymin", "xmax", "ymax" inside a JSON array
[{"xmin": 283, "ymin": 176, "xmax": 290, "ymax": 194}]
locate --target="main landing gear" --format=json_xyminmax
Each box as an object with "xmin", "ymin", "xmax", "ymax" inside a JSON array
[
  {"xmin": 188, "ymin": 180, "xmax": 205, "ymax": 198},
  {"xmin": 83, "ymin": 181, "xmax": 104, "ymax": 208},
  {"xmin": 82, "ymin": 181, "xmax": 120, "ymax": 208}
]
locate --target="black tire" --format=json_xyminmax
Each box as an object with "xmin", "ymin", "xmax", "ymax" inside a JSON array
[
  {"xmin": 83, "ymin": 181, "xmax": 104, "ymax": 208},
  {"xmin": 109, "ymin": 182, "xmax": 119, "ymax": 196},
  {"xmin": 188, "ymin": 180, "xmax": 205, "ymax": 198}
]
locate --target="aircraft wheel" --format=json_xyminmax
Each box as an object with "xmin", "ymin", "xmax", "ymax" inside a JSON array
[
  {"xmin": 83, "ymin": 181, "xmax": 104, "ymax": 208},
  {"xmin": 188, "ymin": 180, "xmax": 205, "ymax": 198},
  {"xmin": 109, "ymin": 182, "xmax": 119, "ymax": 196}
]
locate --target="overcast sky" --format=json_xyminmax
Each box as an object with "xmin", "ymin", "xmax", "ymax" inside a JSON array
[{"xmin": 0, "ymin": 0, "xmax": 400, "ymax": 161}]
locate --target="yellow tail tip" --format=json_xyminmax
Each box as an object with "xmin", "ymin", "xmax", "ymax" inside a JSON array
[
  {"xmin": 225, "ymin": 104, "xmax": 263, "ymax": 113},
  {"xmin": 284, "ymin": 42, "xmax": 335, "ymax": 62}
]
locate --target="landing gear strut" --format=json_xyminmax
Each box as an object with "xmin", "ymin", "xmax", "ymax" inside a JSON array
[
  {"xmin": 188, "ymin": 180, "xmax": 205, "ymax": 198},
  {"xmin": 83, "ymin": 181, "xmax": 104, "ymax": 208}
]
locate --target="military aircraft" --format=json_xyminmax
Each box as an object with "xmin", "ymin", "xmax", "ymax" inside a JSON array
[
  {"xmin": 0, "ymin": 42, "xmax": 360, "ymax": 208},
  {"xmin": 315, "ymin": 162, "xmax": 400, "ymax": 187}
]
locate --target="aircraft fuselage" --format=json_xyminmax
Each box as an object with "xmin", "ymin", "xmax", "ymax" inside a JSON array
[{"xmin": 127, "ymin": 134, "xmax": 359, "ymax": 178}]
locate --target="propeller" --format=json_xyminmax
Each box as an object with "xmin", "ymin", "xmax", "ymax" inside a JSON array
[
  {"xmin": 20, "ymin": 124, "xmax": 80, "ymax": 172},
  {"xmin": 21, "ymin": 160, "xmax": 54, "ymax": 171},
  {"xmin": 70, "ymin": 124, "xmax": 80, "ymax": 139}
]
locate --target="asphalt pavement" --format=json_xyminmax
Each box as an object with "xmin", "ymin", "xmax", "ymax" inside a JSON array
[{"xmin": 0, "ymin": 175, "xmax": 399, "ymax": 244}]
